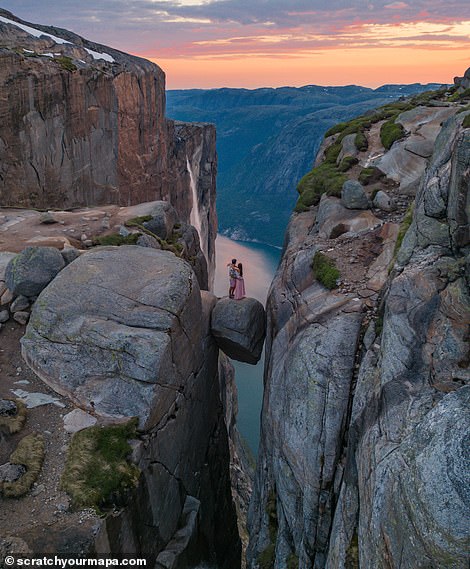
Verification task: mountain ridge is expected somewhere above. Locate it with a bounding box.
[167,82,446,245]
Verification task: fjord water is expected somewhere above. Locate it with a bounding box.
[214,234,281,454]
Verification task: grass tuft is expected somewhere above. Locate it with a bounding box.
[1,433,45,497]
[295,163,347,211]
[0,399,27,434]
[462,114,470,129]
[354,131,368,151]
[338,155,359,172]
[393,201,414,257]
[358,166,385,186]
[380,120,406,149]
[312,252,340,289]
[56,55,77,72]
[61,419,140,511]
[93,233,139,247]
[124,215,153,227]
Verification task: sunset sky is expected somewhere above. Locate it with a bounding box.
[2,0,469,88]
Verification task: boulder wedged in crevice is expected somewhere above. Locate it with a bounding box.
[211,297,266,364]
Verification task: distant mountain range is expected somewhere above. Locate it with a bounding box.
[166,83,444,246]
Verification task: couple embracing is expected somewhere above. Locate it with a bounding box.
[227,259,246,300]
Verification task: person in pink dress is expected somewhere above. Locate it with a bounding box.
[234,262,246,300]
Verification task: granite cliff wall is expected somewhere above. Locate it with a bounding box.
[248,91,470,567]
[0,9,216,279]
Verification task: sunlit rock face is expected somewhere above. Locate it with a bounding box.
[0,9,217,282]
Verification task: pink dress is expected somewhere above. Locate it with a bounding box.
[234,276,246,300]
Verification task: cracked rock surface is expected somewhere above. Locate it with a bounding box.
[248,107,470,568]
[21,246,203,429]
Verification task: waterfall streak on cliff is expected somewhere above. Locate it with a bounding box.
[187,147,207,261]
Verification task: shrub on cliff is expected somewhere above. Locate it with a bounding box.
[380,120,406,149]
[295,163,346,211]
[312,252,340,289]
[338,155,359,172]
[354,131,368,151]
[61,419,140,511]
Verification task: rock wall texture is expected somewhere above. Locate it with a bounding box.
[248,106,470,567]
[19,246,241,567]
[0,9,217,280]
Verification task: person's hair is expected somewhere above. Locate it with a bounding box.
[237,262,243,277]
[232,259,237,264]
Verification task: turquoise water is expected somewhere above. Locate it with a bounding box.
[214,235,281,455]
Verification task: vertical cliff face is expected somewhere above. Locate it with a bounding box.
[248,93,470,567]
[0,9,216,280]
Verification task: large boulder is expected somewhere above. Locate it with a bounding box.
[341,180,370,210]
[5,246,65,297]
[211,297,266,364]
[143,201,178,240]
[21,246,204,428]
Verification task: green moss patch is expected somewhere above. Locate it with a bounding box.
[338,156,359,172]
[354,131,368,151]
[323,142,342,164]
[0,399,27,434]
[1,433,45,498]
[462,114,470,129]
[257,489,278,569]
[312,252,340,289]
[345,531,359,568]
[124,215,153,227]
[358,166,385,186]
[448,87,470,102]
[93,233,140,246]
[56,55,77,72]
[380,120,406,149]
[287,553,299,569]
[393,201,414,257]
[61,419,140,511]
[295,163,347,212]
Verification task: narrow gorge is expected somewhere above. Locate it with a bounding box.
[0,9,469,569]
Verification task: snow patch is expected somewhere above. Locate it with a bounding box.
[0,15,70,44]
[84,47,115,63]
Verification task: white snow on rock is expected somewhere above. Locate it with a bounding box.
[0,15,70,44]
[1,16,115,63]
[84,47,115,63]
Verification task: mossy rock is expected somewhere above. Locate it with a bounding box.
[338,155,359,172]
[0,399,27,434]
[393,201,415,257]
[287,553,299,569]
[312,252,340,289]
[56,55,77,72]
[295,163,347,211]
[124,215,153,227]
[354,131,368,151]
[93,233,140,246]
[1,433,45,498]
[61,418,140,511]
[323,142,342,164]
[258,544,275,569]
[380,120,406,150]
[358,166,385,186]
